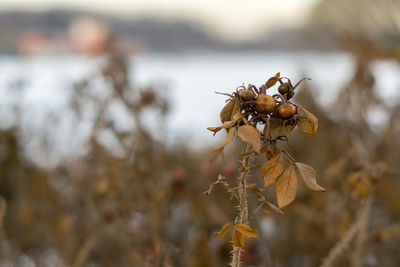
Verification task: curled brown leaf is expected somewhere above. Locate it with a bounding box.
[236,224,259,238]
[295,162,325,191]
[297,107,318,136]
[213,223,234,238]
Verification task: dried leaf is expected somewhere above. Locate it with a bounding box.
[208,113,243,135]
[246,183,259,191]
[297,107,318,136]
[266,118,296,140]
[222,120,237,129]
[207,126,222,135]
[262,152,284,187]
[236,224,259,238]
[232,113,243,121]
[266,201,284,214]
[276,165,298,208]
[266,72,281,88]
[210,128,236,164]
[210,148,224,164]
[207,120,235,135]
[256,193,265,202]
[295,162,325,191]
[238,125,261,153]
[215,127,236,150]
[264,143,281,160]
[232,230,244,248]
[220,100,240,123]
[268,119,296,140]
[213,223,234,237]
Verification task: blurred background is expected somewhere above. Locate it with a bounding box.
[0,0,399,266]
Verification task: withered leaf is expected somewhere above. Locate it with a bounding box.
[297,107,318,136]
[262,152,284,187]
[266,201,284,214]
[246,183,259,191]
[276,165,298,208]
[207,120,235,134]
[238,125,261,153]
[267,118,296,140]
[207,126,222,134]
[232,230,244,248]
[215,127,236,151]
[256,193,265,202]
[232,113,243,121]
[220,100,240,123]
[210,128,236,164]
[213,223,234,238]
[266,72,281,88]
[208,113,243,135]
[210,148,224,164]
[294,162,325,191]
[236,224,259,238]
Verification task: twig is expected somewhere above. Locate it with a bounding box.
[351,197,372,267]
[72,236,96,267]
[320,197,372,267]
[231,144,253,267]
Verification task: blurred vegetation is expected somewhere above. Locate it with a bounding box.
[1,1,400,266]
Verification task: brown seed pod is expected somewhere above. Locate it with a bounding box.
[255,95,276,114]
[278,103,296,119]
[278,83,290,94]
[239,90,256,101]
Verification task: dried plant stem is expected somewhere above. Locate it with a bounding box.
[231,145,253,267]
[351,196,372,267]
[72,236,95,267]
[320,197,372,267]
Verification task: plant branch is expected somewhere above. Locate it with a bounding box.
[231,144,253,267]
[319,197,372,267]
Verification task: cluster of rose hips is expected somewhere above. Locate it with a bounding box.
[235,75,309,124]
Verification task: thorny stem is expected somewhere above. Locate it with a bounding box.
[232,144,253,267]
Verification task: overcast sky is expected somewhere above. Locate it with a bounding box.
[0,0,321,41]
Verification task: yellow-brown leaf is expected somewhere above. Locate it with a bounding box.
[210,148,224,164]
[207,126,222,134]
[215,127,236,150]
[262,152,284,187]
[246,183,259,191]
[220,100,240,123]
[276,165,298,208]
[267,118,296,140]
[265,72,280,88]
[213,223,234,238]
[297,107,318,136]
[238,125,261,153]
[236,224,259,238]
[294,162,325,191]
[210,128,237,164]
[232,230,244,248]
